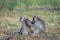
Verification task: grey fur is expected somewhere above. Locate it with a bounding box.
[26,16,46,35]
[19,16,28,35]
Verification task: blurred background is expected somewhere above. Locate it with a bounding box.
[0,0,60,40]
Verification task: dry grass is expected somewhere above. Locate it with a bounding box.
[0,8,60,40]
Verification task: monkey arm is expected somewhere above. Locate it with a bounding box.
[27,22,34,27]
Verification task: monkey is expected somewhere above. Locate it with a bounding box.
[18,16,33,35]
[26,16,46,36]
[31,16,46,37]
[18,16,28,35]
[33,16,46,32]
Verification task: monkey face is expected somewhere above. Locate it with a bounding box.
[34,17,38,22]
[20,16,25,22]
[33,16,38,22]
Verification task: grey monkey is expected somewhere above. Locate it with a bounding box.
[26,16,46,35]
[32,16,46,34]
[19,16,33,35]
[18,16,28,35]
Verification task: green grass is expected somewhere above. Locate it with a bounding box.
[0,0,60,10]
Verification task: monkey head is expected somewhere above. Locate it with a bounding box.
[33,16,39,22]
[33,16,42,22]
[19,16,25,22]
